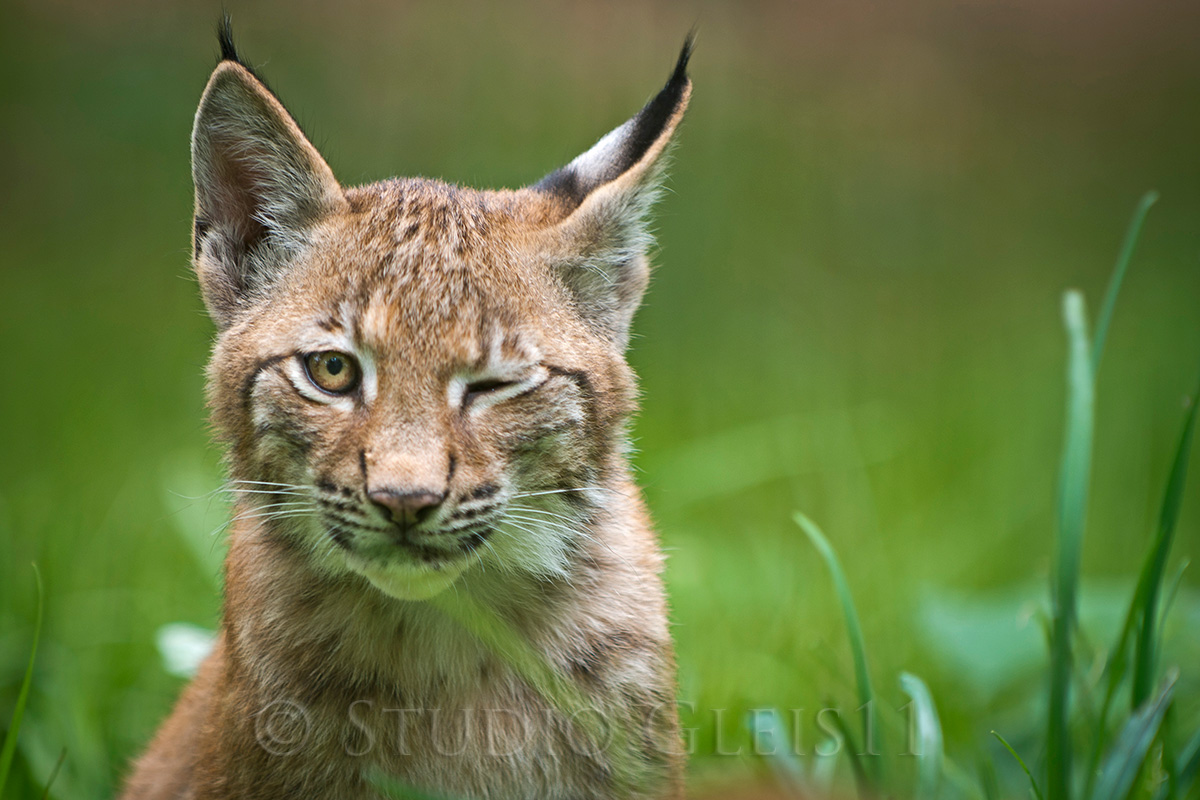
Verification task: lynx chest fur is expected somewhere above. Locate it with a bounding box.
[120,23,691,800]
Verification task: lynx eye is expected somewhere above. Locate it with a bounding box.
[303,351,360,395]
[464,378,519,407]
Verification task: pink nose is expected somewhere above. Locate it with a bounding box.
[368,489,444,528]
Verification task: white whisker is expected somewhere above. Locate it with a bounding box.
[228,479,311,488]
[507,504,581,526]
[229,501,312,515]
[205,509,314,538]
[228,510,315,525]
[511,487,601,499]
[503,512,576,532]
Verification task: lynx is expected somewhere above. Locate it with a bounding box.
[119,21,691,800]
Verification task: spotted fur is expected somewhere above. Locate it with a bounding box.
[120,21,692,800]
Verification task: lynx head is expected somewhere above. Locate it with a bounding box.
[191,24,691,600]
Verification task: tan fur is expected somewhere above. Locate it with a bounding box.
[121,31,691,800]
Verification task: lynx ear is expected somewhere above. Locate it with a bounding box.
[191,22,347,327]
[535,38,693,349]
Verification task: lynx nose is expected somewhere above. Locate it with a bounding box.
[368,489,444,528]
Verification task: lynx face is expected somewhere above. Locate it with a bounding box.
[193,36,690,600]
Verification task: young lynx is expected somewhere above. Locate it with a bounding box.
[119,21,691,800]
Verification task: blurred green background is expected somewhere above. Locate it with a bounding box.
[2,0,1199,797]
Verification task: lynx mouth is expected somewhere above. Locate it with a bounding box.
[344,542,480,601]
[339,524,494,601]
[351,555,471,601]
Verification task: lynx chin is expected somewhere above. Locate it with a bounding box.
[120,20,692,800]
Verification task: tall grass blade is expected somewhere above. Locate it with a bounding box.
[1159,709,1177,800]
[1160,725,1200,800]
[0,564,44,796]
[829,706,870,798]
[900,672,944,800]
[1085,601,1137,797]
[39,748,66,800]
[1091,190,1157,374]
[1049,290,1095,800]
[1157,560,1188,636]
[1088,672,1176,800]
[1131,380,1199,707]
[1084,376,1200,797]
[978,755,1001,800]
[991,731,1046,800]
[795,512,883,787]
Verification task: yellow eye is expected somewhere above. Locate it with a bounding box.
[304,351,360,394]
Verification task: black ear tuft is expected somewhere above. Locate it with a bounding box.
[535,34,694,211]
[614,33,693,181]
[217,14,243,65]
[212,17,287,113]
[674,31,696,82]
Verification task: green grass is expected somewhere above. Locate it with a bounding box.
[0,567,42,797]
[795,511,884,790]
[779,198,1200,800]
[4,4,1200,798]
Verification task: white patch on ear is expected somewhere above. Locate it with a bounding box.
[566,120,635,181]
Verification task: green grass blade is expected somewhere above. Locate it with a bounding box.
[39,748,66,800]
[1088,672,1176,800]
[1049,290,1096,800]
[0,564,44,796]
[978,754,1001,800]
[1091,190,1158,374]
[991,731,1046,800]
[1166,725,1200,799]
[829,706,869,797]
[1085,623,1134,800]
[901,672,944,800]
[1158,559,1188,634]
[1131,378,1199,707]
[1085,381,1199,796]
[795,512,883,787]
[1159,708,1177,800]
